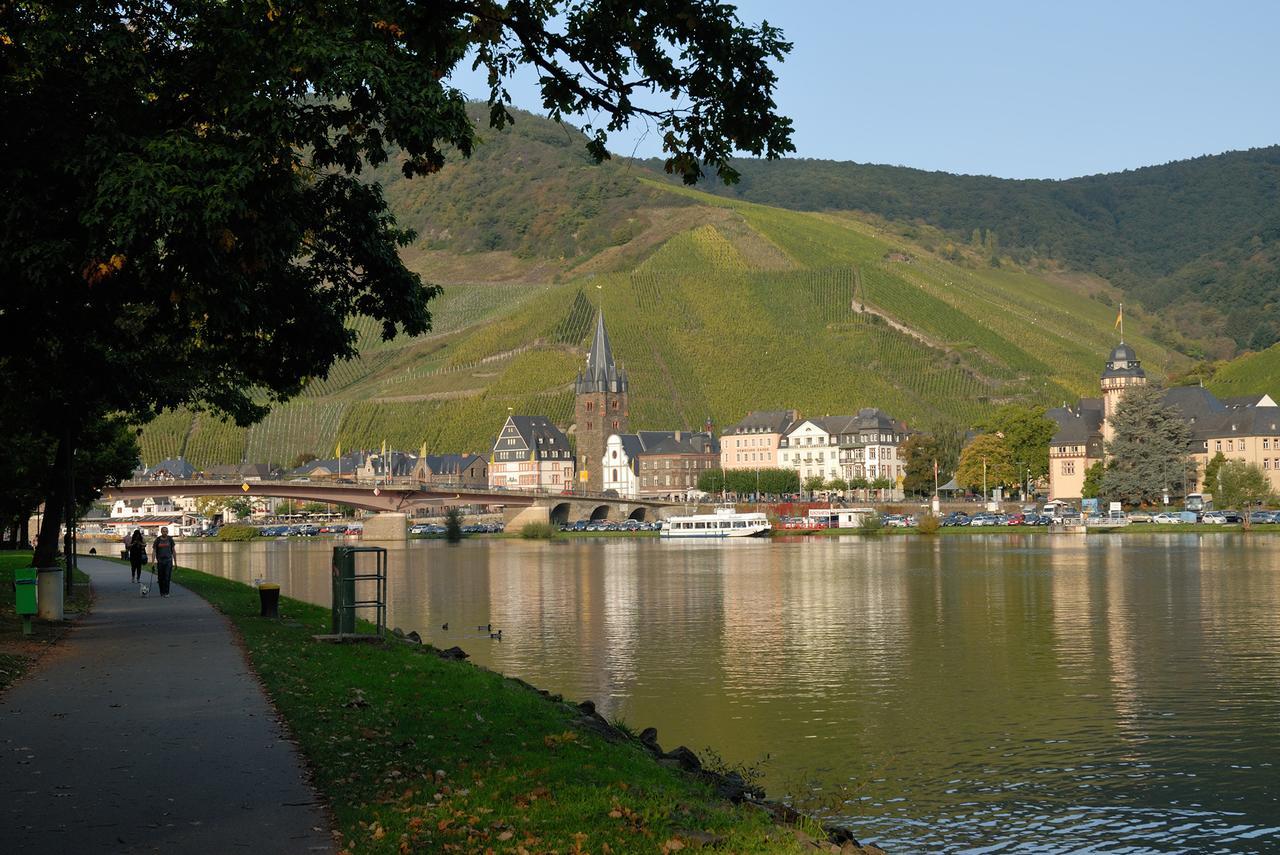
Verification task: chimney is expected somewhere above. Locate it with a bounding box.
[675,430,683,443]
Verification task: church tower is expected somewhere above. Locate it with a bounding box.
[574,311,629,492]
[1100,341,1147,447]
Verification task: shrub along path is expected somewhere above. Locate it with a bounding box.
[0,556,332,853]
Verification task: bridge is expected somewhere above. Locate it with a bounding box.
[102,479,680,537]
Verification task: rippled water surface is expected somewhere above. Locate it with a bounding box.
[177,534,1280,852]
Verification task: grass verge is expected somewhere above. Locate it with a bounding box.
[0,552,92,693]
[170,564,803,854]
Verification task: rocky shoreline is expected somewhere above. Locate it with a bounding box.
[393,627,886,854]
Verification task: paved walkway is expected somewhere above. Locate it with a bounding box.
[0,557,332,853]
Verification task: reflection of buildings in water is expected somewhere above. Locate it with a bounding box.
[1048,538,1096,680]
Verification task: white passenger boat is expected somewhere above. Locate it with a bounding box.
[660,506,772,538]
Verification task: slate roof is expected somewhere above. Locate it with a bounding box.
[1047,404,1104,446]
[146,458,195,479]
[575,311,627,394]
[499,416,574,461]
[723,410,797,435]
[421,454,485,476]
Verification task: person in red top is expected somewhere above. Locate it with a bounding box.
[151,527,177,598]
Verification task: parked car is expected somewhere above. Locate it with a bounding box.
[969,513,1003,527]
[1201,511,1227,524]
[1220,510,1244,524]
[1153,512,1186,524]
[1128,511,1154,523]
[941,512,970,527]
[1006,513,1026,526]
[1249,510,1278,524]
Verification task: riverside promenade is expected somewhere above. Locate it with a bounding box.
[0,556,332,853]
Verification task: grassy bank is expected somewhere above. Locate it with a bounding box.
[170,564,811,854]
[0,552,92,693]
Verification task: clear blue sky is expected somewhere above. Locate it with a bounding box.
[447,1,1280,179]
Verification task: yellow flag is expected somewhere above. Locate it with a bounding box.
[382,438,387,457]
[1114,311,1122,330]
[334,442,341,459]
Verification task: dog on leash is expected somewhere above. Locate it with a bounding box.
[140,566,153,597]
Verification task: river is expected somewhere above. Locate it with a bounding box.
[175,533,1280,853]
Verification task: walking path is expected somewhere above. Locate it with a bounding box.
[0,557,332,853]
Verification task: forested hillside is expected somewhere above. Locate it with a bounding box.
[649,147,1280,355]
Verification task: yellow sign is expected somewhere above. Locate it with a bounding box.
[579,470,589,482]
[241,482,251,492]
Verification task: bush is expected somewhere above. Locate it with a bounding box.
[519,521,560,540]
[916,514,940,534]
[445,507,464,543]
[857,514,883,534]
[217,524,259,541]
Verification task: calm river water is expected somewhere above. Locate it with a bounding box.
[177,534,1280,853]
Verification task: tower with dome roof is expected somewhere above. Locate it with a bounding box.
[1100,341,1147,446]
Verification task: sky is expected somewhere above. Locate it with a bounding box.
[446,1,1280,180]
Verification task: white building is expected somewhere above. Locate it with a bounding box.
[110,496,178,519]
[488,415,576,491]
[778,417,846,482]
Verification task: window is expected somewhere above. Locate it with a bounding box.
[586,421,592,430]
[1062,461,1075,476]
[1265,459,1271,470]
[1216,441,1222,452]
[612,420,619,429]
[1266,439,1271,450]
[611,400,619,411]
[611,450,618,460]
[1240,439,1247,451]
[1228,440,1234,452]
[585,401,594,412]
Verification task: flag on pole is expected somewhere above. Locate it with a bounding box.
[335,441,341,460]
[1115,303,1123,331]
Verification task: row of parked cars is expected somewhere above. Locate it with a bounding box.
[941,511,1056,527]
[408,522,505,536]
[1132,510,1278,525]
[258,523,361,537]
[559,519,663,532]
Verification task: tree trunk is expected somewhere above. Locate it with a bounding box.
[32,434,69,567]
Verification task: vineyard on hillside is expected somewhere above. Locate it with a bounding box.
[137,185,1193,467]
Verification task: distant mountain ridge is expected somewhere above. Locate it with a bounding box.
[645,146,1280,355]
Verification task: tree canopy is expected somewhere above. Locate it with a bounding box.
[1214,461,1274,511]
[1101,386,1193,506]
[955,434,1018,493]
[978,404,1056,483]
[2,1,793,564]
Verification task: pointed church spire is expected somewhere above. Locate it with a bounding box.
[576,309,626,394]
[586,310,615,380]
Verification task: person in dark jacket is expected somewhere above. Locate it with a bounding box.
[151,527,176,597]
[128,529,147,583]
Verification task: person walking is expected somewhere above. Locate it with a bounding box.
[151,527,177,598]
[127,529,147,583]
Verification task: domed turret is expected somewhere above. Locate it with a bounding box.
[1102,342,1144,380]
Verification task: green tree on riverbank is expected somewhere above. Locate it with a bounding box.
[3,1,793,567]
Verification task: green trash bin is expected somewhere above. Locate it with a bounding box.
[14,567,37,636]
[331,547,356,634]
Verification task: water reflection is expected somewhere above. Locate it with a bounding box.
[176,534,1280,852]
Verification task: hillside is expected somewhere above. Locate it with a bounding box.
[138,112,1191,468]
[647,147,1280,355]
[1206,343,1280,398]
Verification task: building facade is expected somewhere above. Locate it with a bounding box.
[1048,341,1280,499]
[413,454,489,488]
[574,311,629,493]
[835,408,912,490]
[720,410,797,471]
[603,431,719,499]
[489,415,576,491]
[778,417,844,482]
